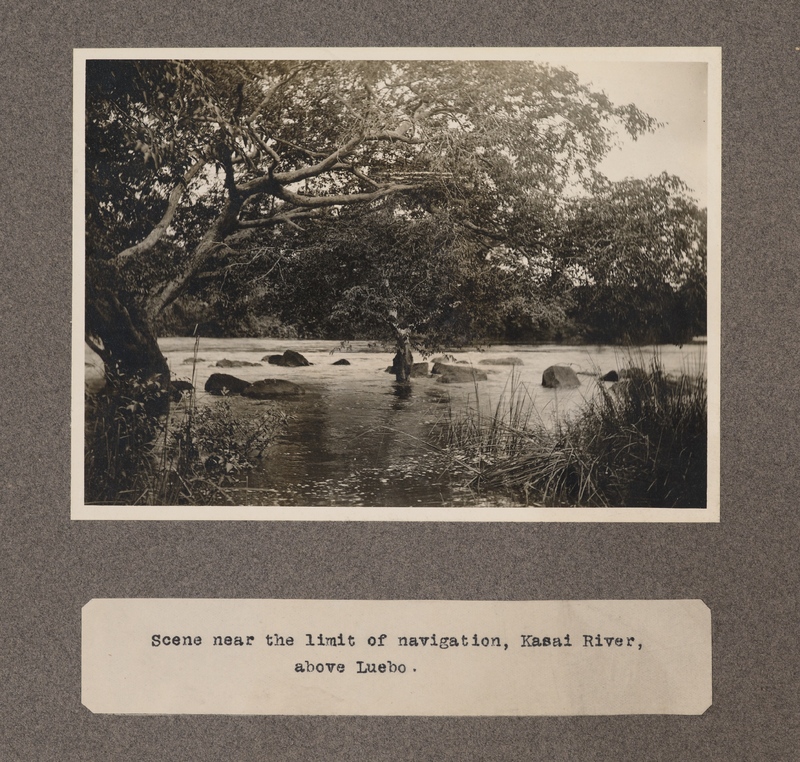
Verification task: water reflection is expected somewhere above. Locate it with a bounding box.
[390,382,413,403]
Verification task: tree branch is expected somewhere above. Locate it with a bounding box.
[237,208,325,229]
[364,130,424,144]
[116,158,206,263]
[459,219,507,241]
[271,135,365,185]
[347,164,381,190]
[268,136,327,160]
[245,65,307,124]
[273,182,418,209]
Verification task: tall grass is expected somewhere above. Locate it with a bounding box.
[437,358,707,508]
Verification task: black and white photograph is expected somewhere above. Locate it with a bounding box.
[73,48,720,520]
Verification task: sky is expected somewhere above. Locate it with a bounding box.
[563,61,710,207]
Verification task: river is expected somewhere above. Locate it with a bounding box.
[85,338,706,507]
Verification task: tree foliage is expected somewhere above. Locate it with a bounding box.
[85,57,701,378]
[554,174,707,343]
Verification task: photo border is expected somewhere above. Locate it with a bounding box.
[72,46,721,522]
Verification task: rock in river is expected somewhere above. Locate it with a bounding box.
[263,350,312,367]
[478,356,523,366]
[431,362,488,384]
[242,379,306,398]
[541,365,580,389]
[205,373,251,395]
[169,379,194,401]
[410,362,430,377]
[215,359,263,368]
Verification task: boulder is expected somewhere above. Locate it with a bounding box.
[388,361,430,375]
[431,362,488,384]
[204,373,251,395]
[601,370,619,382]
[215,359,262,368]
[542,365,580,389]
[478,356,523,366]
[241,379,306,398]
[332,358,351,366]
[283,349,312,366]
[169,379,194,401]
[263,350,312,367]
[410,362,430,377]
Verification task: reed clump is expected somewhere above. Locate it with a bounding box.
[438,359,707,508]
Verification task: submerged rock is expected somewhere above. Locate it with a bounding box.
[478,356,523,366]
[242,379,306,398]
[430,354,458,364]
[263,350,312,367]
[431,362,488,384]
[182,357,206,364]
[215,359,262,368]
[542,365,580,389]
[425,388,451,403]
[205,373,251,395]
[332,358,351,366]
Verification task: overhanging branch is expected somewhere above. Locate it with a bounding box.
[116,158,206,263]
[271,135,364,185]
[273,182,418,209]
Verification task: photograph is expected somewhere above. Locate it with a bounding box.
[73,48,720,520]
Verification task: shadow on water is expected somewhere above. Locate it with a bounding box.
[390,382,413,404]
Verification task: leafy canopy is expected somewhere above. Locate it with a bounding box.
[86,58,690,352]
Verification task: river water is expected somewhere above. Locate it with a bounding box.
[86,338,706,507]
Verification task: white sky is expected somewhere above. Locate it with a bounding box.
[564,61,709,207]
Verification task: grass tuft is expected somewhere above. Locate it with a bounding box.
[436,357,707,508]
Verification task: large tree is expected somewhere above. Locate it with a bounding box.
[85,58,658,381]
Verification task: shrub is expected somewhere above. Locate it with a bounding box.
[180,398,286,476]
[85,375,286,506]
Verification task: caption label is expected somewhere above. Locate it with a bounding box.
[82,599,711,715]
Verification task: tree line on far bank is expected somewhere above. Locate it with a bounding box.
[155,172,706,347]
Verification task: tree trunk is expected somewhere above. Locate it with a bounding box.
[86,199,242,388]
[391,334,413,383]
[85,270,170,384]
